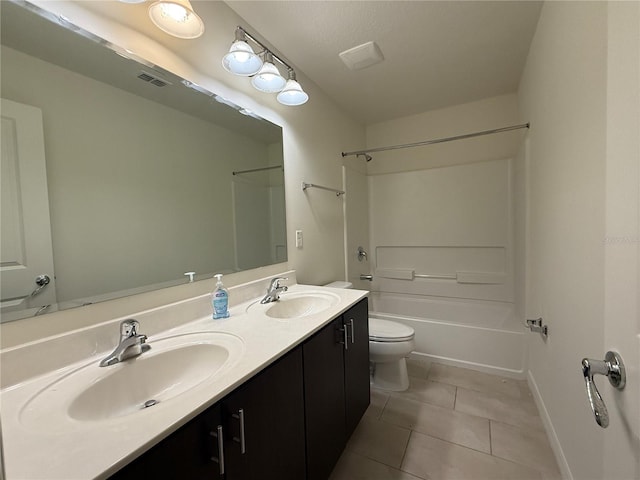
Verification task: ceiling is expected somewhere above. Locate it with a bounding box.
[225,1,543,125]
[42,1,543,127]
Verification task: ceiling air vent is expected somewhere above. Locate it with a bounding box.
[137,71,171,87]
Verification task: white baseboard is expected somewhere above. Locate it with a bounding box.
[527,370,573,480]
[409,351,526,380]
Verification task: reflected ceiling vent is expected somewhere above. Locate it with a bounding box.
[137,71,172,87]
[339,41,384,71]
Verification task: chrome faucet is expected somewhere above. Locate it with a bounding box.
[260,277,288,304]
[99,319,150,367]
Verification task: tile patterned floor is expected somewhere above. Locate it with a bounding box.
[329,360,562,480]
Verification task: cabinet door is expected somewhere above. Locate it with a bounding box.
[303,318,347,480]
[109,403,223,480]
[343,298,370,438]
[224,346,305,480]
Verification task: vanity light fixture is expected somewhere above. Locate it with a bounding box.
[251,52,287,93]
[148,0,204,39]
[222,27,263,76]
[277,70,309,106]
[223,26,309,106]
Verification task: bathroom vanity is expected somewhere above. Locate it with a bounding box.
[0,276,369,479]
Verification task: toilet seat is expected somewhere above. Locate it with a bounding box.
[369,318,415,343]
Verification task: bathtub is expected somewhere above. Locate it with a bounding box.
[369,292,527,378]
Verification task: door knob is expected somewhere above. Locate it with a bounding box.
[30,274,51,297]
[581,351,626,428]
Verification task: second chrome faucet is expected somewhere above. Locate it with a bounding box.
[260,277,288,304]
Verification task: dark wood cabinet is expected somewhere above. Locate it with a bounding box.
[303,317,347,480]
[110,297,368,480]
[110,403,223,480]
[303,298,370,480]
[343,298,370,438]
[223,346,306,480]
[110,347,304,480]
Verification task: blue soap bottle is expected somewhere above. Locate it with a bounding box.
[212,273,230,319]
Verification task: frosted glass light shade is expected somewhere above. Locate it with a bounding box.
[251,62,286,93]
[277,79,309,106]
[148,0,204,39]
[222,41,263,76]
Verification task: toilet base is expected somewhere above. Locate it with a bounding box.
[371,358,410,392]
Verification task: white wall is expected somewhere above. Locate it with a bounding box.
[366,94,521,175]
[1,1,365,347]
[518,2,608,478]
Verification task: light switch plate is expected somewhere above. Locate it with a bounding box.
[295,230,303,248]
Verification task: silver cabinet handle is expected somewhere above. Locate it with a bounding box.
[581,351,626,428]
[30,274,50,297]
[349,318,355,344]
[210,425,225,475]
[232,408,246,454]
[340,325,348,351]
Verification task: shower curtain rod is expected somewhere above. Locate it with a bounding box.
[232,165,283,175]
[341,123,530,158]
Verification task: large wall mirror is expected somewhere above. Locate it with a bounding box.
[0,1,286,323]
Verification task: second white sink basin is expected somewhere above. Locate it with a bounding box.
[19,331,244,433]
[247,291,340,319]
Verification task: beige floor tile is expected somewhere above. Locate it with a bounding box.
[329,451,423,480]
[406,357,432,380]
[382,395,491,453]
[346,416,411,468]
[392,376,456,409]
[364,388,390,420]
[455,386,544,431]
[402,431,544,480]
[491,421,561,478]
[429,363,530,400]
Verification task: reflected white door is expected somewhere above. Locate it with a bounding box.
[602,3,639,478]
[0,98,56,318]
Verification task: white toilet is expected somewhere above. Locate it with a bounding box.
[325,281,415,391]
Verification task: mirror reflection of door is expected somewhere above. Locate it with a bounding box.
[1,98,56,321]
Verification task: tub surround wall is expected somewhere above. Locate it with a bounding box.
[369,158,514,303]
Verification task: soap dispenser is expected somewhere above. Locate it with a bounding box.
[212,274,230,319]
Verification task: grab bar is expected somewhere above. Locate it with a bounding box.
[375,268,505,284]
[414,273,456,280]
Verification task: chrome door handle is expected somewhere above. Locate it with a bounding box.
[30,274,51,297]
[581,351,626,428]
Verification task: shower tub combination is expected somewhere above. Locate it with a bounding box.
[368,292,527,378]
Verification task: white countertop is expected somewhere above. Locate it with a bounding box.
[1,282,368,480]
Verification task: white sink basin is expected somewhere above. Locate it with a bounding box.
[19,332,244,432]
[247,291,340,319]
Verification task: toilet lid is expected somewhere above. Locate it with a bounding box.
[369,318,415,342]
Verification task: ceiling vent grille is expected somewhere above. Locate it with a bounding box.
[137,71,171,87]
